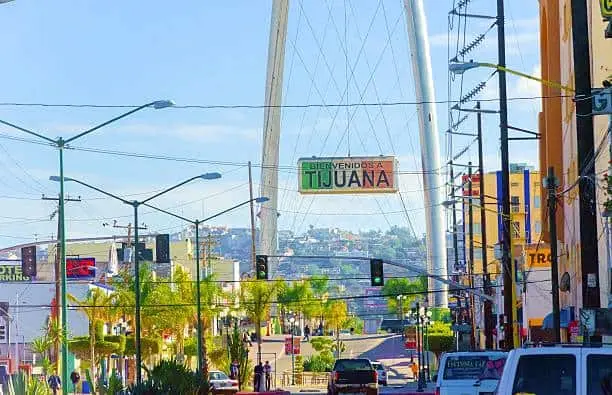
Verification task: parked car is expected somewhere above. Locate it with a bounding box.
[371,362,388,386]
[328,358,378,395]
[208,370,239,390]
[434,351,507,395]
[495,345,612,395]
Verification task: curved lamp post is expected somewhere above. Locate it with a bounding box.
[448,61,574,92]
[289,316,296,386]
[2,99,174,392]
[50,170,219,384]
[142,196,268,373]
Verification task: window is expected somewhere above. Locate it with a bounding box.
[511,182,520,187]
[587,354,612,395]
[473,223,481,234]
[512,354,576,395]
[511,196,520,205]
[534,195,541,209]
[473,249,482,259]
[534,221,542,234]
[512,221,521,239]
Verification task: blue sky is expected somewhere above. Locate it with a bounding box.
[0,1,541,248]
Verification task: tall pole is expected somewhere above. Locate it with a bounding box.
[291,321,295,386]
[496,0,514,350]
[260,0,289,274]
[450,161,460,271]
[133,204,142,385]
[571,0,600,309]
[403,0,448,307]
[477,102,493,349]
[467,163,476,350]
[58,142,69,394]
[195,221,203,372]
[249,162,257,273]
[547,167,561,342]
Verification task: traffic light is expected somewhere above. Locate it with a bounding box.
[370,258,384,286]
[0,325,5,341]
[256,255,269,280]
[21,246,36,277]
[155,234,170,263]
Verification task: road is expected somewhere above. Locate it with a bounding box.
[250,334,436,394]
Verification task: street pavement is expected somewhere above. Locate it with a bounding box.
[250,334,436,394]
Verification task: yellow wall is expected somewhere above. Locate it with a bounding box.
[462,170,542,277]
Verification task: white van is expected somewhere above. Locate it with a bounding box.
[434,351,507,395]
[495,345,612,395]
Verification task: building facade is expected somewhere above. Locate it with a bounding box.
[539,0,611,320]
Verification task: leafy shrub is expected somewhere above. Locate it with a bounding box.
[427,334,454,354]
[303,351,335,372]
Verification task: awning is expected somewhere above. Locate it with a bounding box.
[541,307,575,329]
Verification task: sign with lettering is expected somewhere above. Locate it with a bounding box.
[0,265,31,282]
[525,246,552,268]
[298,156,398,194]
[592,88,612,115]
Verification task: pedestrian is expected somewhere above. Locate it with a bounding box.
[411,362,419,382]
[230,360,239,380]
[70,370,80,394]
[47,371,62,395]
[304,325,310,342]
[264,360,272,391]
[254,362,264,392]
[243,331,252,347]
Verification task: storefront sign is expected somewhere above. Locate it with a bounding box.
[0,265,30,282]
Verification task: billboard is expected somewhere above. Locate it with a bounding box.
[67,257,96,279]
[0,265,31,282]
[298,156,398,194]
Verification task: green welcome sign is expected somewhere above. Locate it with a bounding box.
[298,156,398,194]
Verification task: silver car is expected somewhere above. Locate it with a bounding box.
[371,361,388,386]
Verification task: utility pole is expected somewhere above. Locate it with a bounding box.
[42,194,81,368]
[449,160,460,272]
[467,162,476,350]
[476,102,493,349]
[546,167,561,342]
[496,0,514,350]
[571,0,601,309]
[249,161,257,273]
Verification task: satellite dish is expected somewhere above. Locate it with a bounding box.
[560,272,571,292]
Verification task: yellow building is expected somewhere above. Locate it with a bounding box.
[461,164,543,277]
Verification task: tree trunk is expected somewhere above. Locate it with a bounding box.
[90,323,96,381]
[256,316,262,365]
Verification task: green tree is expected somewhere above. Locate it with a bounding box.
[68,288,116,379]
[381,277,427,312]
[240,279,278,364]
[324,301,348,358]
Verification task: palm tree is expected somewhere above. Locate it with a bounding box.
[68,287,115,379]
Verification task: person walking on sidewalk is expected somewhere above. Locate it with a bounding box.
[411,362,419,382]
[47,371,61,395]
[254,362,264,392]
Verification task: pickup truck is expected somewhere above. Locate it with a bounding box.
[495,345,612,395]
[328,358,378,395]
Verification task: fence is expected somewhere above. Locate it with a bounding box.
[279,370,329,387]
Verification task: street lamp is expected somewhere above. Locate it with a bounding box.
[448,61,574,92]
[423,310,433,382]
[141,196,268,373]
[1,99,173,392]
[50,170,217,384]
[289,316,296,386]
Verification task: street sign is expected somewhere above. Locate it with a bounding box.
[298,156,398,194]
[284,337,301,355]
[592,88,612,115]
[452,324,472,333]
[600,0,612,18]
